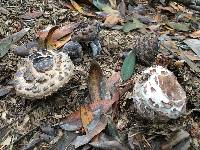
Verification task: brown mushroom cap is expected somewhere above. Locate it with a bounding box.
[14,50,74,99]
[133,66,186,121]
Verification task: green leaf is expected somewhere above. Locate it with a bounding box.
[0,28,30,58]
[121,50,136,81]
[122,18,144,33]
[93,0,119,15]
[166,22,190,31]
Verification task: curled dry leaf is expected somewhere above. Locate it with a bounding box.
[37,22,79,42]
[45,26,72,50]
[88,60,110,101]
[47,34,72,50]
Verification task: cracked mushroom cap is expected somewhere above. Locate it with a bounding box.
[133,66,186,122]
[14,50,74,99]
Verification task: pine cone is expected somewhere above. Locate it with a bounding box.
[133,34,159,66]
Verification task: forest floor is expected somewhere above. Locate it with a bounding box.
[0,0,200,149]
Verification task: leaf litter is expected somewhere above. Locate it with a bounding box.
[0,0,200,149]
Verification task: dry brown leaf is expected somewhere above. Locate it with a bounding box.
[44,25,72,50]
[60,110,83,131]
[80,106,94,133]
[47,34,72,50]
[157,5,176,13]
[104,14,123,27]
[37,22,79,42]
[88,60,105,102]
[60,99,117,131]
[189,30,200,38]
[70,0,95,16]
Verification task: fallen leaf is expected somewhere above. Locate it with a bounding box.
[70,0,95,16]
[166,22,190,32]
[45,26,72,50]
[60,99,117,131]
[189,30,200,38]
[90,132,127,150]
[19,11,43,19]
[183,39,200,57]
[121,50,136,81]
[122,18,145,33]
[72,115,108,148]
[47,34,72,50]
[93,0,123,27]
[104,14,123,27]
[80,106,94,133]
[88,60,109,101]
[60,110,83,131]
[157,5,176,13]
[0,28,30,58]
[160,40,200,73]
[37,22,79,42]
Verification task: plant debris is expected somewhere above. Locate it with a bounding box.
[0,0,200,149]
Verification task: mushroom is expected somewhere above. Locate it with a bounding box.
[14,50,74,99]
[133,66,186,122]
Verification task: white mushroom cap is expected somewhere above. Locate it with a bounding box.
[15,51,74,99]
[133,66,186,121]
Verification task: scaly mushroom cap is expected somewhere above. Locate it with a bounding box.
[14,50,74,99]
[133,66,186,121]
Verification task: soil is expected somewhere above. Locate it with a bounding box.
[0,0,199,149]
